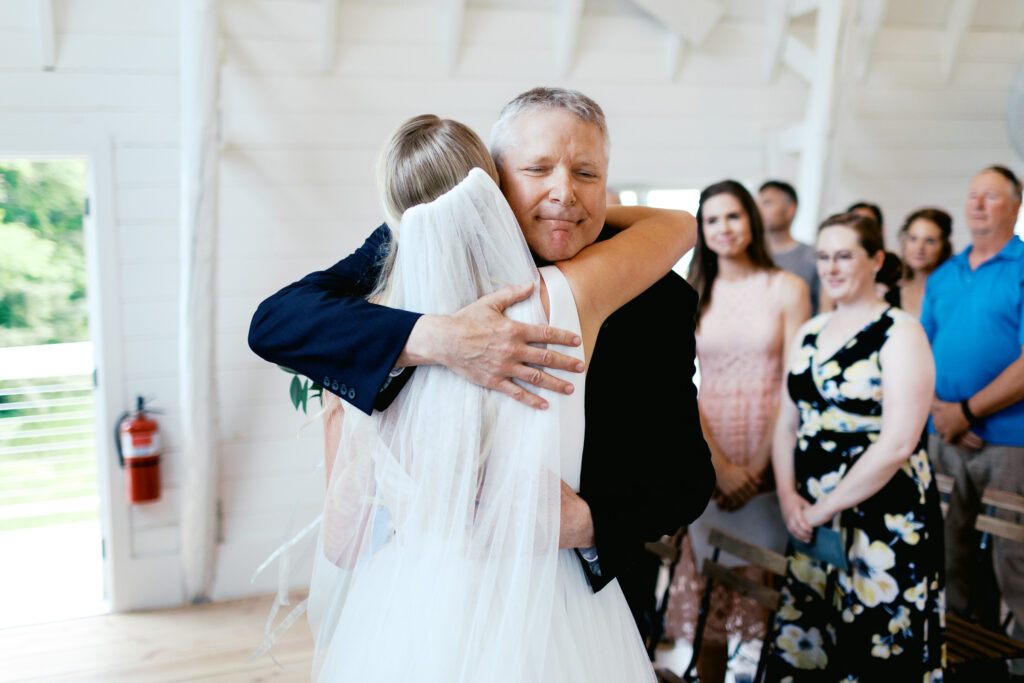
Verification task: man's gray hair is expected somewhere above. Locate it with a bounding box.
[982,164,1023,202]
[489,87,610,169]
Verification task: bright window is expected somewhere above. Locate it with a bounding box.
[617,187,700,276]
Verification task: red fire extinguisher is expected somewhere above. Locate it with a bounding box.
[115,396,162,504]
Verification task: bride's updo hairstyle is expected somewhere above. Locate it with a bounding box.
[378,114,499,228]
[373,114,499,303]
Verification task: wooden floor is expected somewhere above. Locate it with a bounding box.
[0,593,314,682]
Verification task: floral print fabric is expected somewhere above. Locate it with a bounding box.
[765,308,945,682]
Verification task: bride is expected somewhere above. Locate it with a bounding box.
[308,113,695,681]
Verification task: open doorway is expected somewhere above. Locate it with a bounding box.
[0,159,107,626]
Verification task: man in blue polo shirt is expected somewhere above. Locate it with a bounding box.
[922,164,1024,662]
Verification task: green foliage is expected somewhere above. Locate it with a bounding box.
[0,375,98,531]
[0,161,87,347]
[279,366,323,414]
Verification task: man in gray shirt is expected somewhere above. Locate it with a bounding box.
[757,180,819,313]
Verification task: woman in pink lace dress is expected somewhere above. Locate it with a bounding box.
[665,180,809,682]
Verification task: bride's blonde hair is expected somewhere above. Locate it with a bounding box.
[372,115,498,304]
[312,118,560,682]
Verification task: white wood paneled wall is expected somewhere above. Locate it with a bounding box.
[831,24,1023,247]
[0,0,187,610]
[0,0,1020,610]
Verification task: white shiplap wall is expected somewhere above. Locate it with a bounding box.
[0,0,188,610]
[829,24,1024,249]
[0,0,1020,610]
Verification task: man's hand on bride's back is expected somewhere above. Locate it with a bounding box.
[397,282,584,410]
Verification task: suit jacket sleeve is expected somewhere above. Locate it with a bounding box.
[247,224,422,415]
[579,274,714,591]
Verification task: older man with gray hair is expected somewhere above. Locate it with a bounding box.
[249,87,714,643]
[922,164,1024,673]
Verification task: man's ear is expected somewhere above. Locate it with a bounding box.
[785,203,797,224]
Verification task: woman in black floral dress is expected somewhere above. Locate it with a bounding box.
[766,212,945,682]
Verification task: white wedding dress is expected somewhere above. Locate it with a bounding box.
[307,169,655,682]
[534,264,657,683]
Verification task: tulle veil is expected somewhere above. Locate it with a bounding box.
[306,168,563,681]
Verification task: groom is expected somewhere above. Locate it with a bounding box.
[249,87,713,633]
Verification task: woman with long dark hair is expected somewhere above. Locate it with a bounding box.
[664,180,809,683]
[889,208,953,317]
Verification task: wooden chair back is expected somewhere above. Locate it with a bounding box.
[699,528,788,612]
[945,486,1024,669]
[646,536,682,565]
[670,528,789,682]
[975,488,1024,543]
[646,531,686,662]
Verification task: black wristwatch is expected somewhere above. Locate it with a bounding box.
[960,399,984,428]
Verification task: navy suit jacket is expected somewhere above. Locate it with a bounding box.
[249,223,714,591]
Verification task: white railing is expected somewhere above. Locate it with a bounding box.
[0,343,98,532]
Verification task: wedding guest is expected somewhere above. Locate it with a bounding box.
[888,208,953,317]
[758,180,820,313]
[664,180,809,683]
[924,165,1024,677]
[820,203,896,311]
[848,201,884,231]
[767,211,944,681]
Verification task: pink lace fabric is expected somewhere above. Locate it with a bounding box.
[664,270,786,645]
[693,270,783,468]
[667,542,771,644]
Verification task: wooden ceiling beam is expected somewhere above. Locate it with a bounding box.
[556,0,584,75]
[791,0,851,242]
[318,0,339,74]
[763,0,789,81]
[37,0,56,71]
[940,0,977,83]
[854,0,886,81]
[781,34,816,83]
[440,0,466,73]
[788,0,820,19]
[662,32,685,82]
[630,0,723,46]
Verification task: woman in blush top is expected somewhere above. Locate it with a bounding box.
[664,180,809,683]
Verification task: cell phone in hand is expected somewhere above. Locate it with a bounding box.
[790,527,848,570]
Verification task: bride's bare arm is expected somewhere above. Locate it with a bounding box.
[603,204,677,232]
[557,206,696,336]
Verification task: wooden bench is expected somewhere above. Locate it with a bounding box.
[945,486,1024,674]
[655,528,788,683]
[946,613,1024,665]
